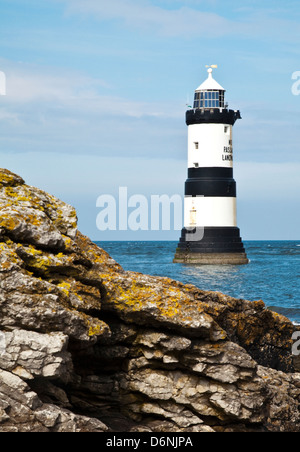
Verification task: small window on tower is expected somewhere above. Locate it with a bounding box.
[194,163,199,168]
[224,126,229,134]
[194,142,199,150]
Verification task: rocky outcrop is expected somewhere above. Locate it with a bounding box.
[0,168,299,432]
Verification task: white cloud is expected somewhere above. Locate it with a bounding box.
[61,0,234,38]
[5,66,108,104]
[0,59,185,157]
[55,0,300,42]
[1,60,181,117]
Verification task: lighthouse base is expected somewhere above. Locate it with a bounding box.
[173,251,249,265]
[173,227,249,265]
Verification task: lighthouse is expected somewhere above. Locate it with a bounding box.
[174,66,248,265]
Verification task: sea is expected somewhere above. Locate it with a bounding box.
[95,241,300,325]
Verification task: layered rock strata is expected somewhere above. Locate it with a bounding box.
[0,168,299,432]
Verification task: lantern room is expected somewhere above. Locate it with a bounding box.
[193,67,225,109]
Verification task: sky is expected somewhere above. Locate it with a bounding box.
[0,0,299,241]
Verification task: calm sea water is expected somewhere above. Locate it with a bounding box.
[95,241,300,324]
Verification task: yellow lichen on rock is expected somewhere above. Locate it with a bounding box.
[0,169,24,187]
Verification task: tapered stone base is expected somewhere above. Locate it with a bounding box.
[173,226,249,265]
[173,250,249,265]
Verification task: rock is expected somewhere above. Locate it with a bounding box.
[0,368,108,432]
[0,330,72,381]
[0,168,299,432]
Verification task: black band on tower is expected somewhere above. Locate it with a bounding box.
[188,167,233,179]
[186,109,241,126]
[185,178,236,197]
[177,227,246,254]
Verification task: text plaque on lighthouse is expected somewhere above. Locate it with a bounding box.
[174,66,249,265]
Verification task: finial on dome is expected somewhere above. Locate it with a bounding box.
[205,64,218,77]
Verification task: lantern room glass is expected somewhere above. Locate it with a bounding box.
[193,90,225,109]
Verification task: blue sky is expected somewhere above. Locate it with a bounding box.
[0,0,299,240]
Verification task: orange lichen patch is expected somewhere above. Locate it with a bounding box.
[57,281,72,297]
[51,210,77,231]
[16,245,75,274]
[0,185,45,212]
[61,235,75,252]
[0,215,18,231]
[75,232,123,270]
[0,241,23,272]
[88,322,106,337]
[99,270,225,340]
[0,169,24,187]
[54,278,102,311]
[84,316,111,338]
[0,178,78,244]
[3,187,29,205]
[252,300,266,310]
[0,208,45,233]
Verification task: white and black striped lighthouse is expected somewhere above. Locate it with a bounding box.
[174,66,248,265]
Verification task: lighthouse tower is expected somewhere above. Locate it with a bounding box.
[174,66,248,265]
